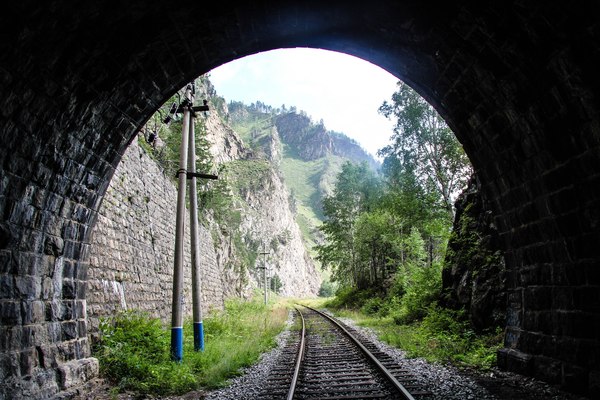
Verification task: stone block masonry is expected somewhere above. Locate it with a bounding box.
[87,138,225,337]
[1,2,600,397]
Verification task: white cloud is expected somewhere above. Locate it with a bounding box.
[209,48,399,158]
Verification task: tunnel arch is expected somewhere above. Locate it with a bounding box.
[1,1,599,397]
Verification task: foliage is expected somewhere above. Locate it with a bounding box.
[94,299,288,395]
[324,286,381,310]
[270,273,283,294]
[138,84,234,228]
[390,260,443,324]
[314,81,472,330]
[378,81,472,214]
[95,311,177,393]
[325,247,441,325]
[361,297,385,315]
[330,305,502,370]
[318,279,336,297]
[315,161,381,288]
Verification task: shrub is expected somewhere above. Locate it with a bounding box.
[94,299,288,395]
[361,297,384,315]
[325,286,379,310]
[318,280,335,297]
[361,305,502,370]
[391,261,443,324]
[94,311,197,395]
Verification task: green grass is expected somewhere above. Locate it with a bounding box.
[325,304,503,370]
[223,159,272,191]
[279,146,348,261]
[230,114,274,148]
[280,145,325,214]
[94,298,289,395]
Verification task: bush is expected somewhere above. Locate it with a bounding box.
[391,261,443,324]
[361,297,384,315]
[95,311,197,395]
[318,280,335,297]
[325,286,379,310]
[364,305,502,370]
[94,299,288,395]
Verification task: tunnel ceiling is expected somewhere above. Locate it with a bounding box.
[1,0,600,397]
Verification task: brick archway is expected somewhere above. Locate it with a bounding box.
[1,1,599,397]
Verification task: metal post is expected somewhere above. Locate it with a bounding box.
[187,85,205,352]
[259,247,269,305]
[170,84,192,362]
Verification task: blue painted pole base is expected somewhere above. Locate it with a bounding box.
[170,327,183,361]
[194,321,205,351]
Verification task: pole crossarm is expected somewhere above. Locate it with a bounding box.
[187,172,218,180]
[175,101,209,116]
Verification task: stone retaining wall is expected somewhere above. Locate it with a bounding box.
[87,138,225,336]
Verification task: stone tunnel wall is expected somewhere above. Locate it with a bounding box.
[86,137,225,338]
[442,175,506,332]
[1,1,600,398]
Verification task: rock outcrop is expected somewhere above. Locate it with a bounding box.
[86,79,320,331]
[199,87,320,298]
[441,175,506,331]
[274,112,379,170]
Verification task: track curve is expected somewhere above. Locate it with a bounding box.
[257,306,430,400]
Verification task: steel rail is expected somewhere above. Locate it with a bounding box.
[302,305,416,400]
[287,307,306,400]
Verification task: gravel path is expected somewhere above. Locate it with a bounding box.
[76,308,590,400]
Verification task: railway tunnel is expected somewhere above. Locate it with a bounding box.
[0,1,599,398]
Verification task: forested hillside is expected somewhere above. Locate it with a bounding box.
[317,81,472,295]
[316,82,506,370]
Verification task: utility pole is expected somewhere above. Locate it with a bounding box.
[259,246,270,305]
[170,84,192,362]
[187,82,211,352]
[170,82,216,361]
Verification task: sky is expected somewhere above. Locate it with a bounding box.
[208,48,400,159]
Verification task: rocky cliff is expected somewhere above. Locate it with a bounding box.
[86,79,320,330]
[199,83,321,297]
[441,174,506,331]
[274,112,379,171]
[226,100,380,262]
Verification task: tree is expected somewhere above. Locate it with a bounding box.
[318,280,335,297]
[354,209,402,286]
[270,274,283,294]
[378,81,472,215]
[315,161,380,288]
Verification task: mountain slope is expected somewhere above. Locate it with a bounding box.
[226,100,380,261]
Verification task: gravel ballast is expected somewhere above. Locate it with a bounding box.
[202,309,589,400]
[76,308,590,399]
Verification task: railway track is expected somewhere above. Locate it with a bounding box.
[256,306,431,400]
